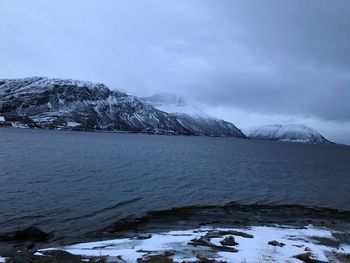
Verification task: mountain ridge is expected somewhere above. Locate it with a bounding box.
[0,77,334,143]
[244,124,333,144]
[0,77,191,135]
[0,77,246,138]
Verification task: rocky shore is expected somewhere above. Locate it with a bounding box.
[1,204,350,262]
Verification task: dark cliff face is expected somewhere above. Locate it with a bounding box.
[0,77,191,134]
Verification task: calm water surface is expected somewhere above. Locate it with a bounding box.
[0,128,349,238]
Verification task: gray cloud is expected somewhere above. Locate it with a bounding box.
[0,0,349,141]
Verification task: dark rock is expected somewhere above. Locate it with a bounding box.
[0,234,13,242]
[27,243,35,250]
[194,257,227,263]
[293,252,328,263]
[220,236,238,246]
[294,252,313,261]
[6,256,33,263]
[333,253,350,263]
[190,237,238,253]
[41,250,82,263]
[268,240,285,247]
[137,253,174,263]
[31,255,57,263]
[0,245,17,257]
[218,230,254,239]
[135,233,152,240]
[292,244,304,248]
[13,227,52,242]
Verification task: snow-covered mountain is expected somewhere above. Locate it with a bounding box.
[0,77,246,138]
[140,93,246,138]
[0,77,192,135]
[244,124,332,144]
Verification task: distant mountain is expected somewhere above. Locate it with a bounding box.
[244,124,333,144]
[0,77,192,135]
[140,92,246,138]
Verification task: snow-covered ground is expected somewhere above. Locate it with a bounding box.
[37,225,350,262]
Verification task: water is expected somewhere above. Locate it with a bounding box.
[0,128,349,238]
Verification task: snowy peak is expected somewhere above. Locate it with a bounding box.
[244,124,332,144]
[0,76,116,97]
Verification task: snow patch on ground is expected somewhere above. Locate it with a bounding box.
[0,257,6,263]
[0,116,5,122]
[38,225,350,262]
[66,121,82,127]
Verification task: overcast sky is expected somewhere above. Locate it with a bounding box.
[1,0,350,143]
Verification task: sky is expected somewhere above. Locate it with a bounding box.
[1,0,350,144]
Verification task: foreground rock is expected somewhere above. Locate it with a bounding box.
[268,240,285,247]
[189,236,238,253]
[13,227,52,242]
[1,204,350,262]
[0,227,52,243]
[220,236,238,247]
[5,250,83,263]
[28,225,350,263]
[293,251,327,263]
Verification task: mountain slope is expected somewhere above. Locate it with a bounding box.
[244,124,332,144]
[174,113,246,137]
[141,93,246,138]
[0,77,191,134]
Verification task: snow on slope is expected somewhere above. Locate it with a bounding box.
[141,93,246,138]
[0,77,244,137]
[244,124,332,144]
[0,77,191,135]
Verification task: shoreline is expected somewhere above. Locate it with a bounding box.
[1,204,350,262]
[4,126,350,146]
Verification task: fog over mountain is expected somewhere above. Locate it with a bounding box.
[1,0,349,144]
